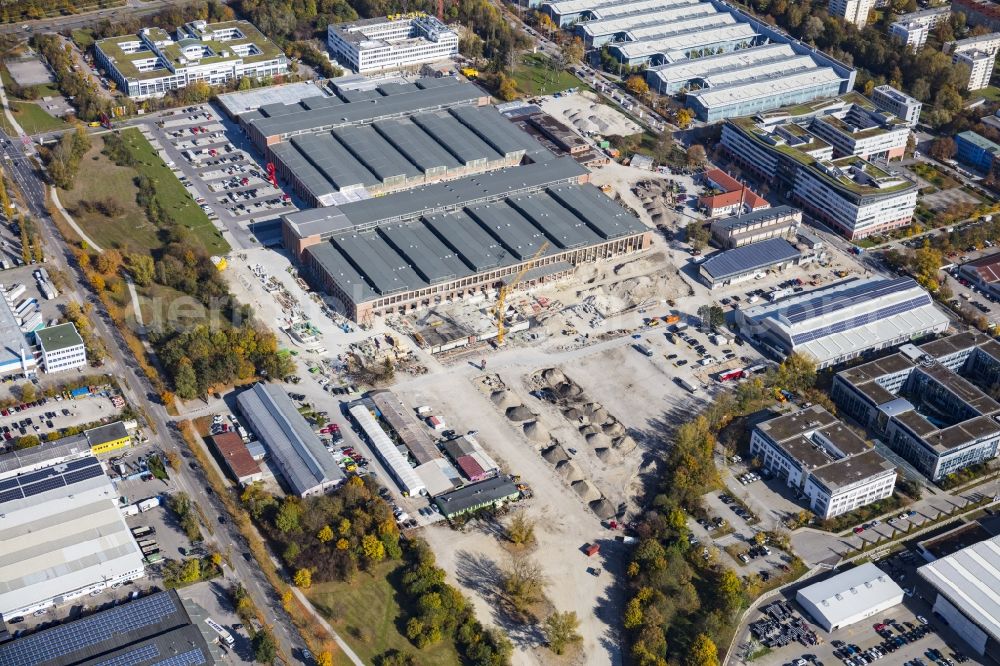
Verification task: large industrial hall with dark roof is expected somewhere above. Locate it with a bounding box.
[253,74,655,321]
[282,158,651,321]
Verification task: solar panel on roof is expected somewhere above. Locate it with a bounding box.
[92,642,160,666]
[0,477,20,491]
[22,475,66,498]
[64,465,105,485]
[0,488,23,504]
[153,647,209,666]
[64,456,100,472]
[783,278,915,324]
[790,295,932,345]
[0,593,180,666]
[20,467,55,484]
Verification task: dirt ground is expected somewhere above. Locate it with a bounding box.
[393,366,630,666]
[539,91,640,137]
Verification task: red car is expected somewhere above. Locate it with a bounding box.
[854,526,865,534]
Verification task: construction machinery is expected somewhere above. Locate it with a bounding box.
[494,241,549,345]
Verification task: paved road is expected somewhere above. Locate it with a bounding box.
[0,0,213,36]
[0,117,315,666]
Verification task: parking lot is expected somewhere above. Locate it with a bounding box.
[140,105,299,248]
[0,390,126,448]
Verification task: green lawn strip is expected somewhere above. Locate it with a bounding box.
[10,101,68,134]
[119,127,229,254]
[511,52,583,96]
[306,561,461,666]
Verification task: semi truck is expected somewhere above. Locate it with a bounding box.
[130,525,154,538]
[205,618,236,646]
[675,377,699,394]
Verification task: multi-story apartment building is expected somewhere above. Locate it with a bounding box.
[889,6,951,50]
[34,323,87,373]
[327,15,458,73]
[751,405,897,519]
[871,85,923,127]
[95,20,288,99]
[945,33,1000,90]
[829,0,874,26]
[832,333,1000,482]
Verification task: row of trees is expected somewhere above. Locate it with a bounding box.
[44,125,91,190]
[242,477,511,665]
[34,33,123,122]
[63,300,108,364]
[624,354,820,665]
[738,0,984,127]
[0,0,121,23]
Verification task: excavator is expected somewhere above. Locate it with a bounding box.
[494,241,549,345]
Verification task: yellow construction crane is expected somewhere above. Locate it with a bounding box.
[494,241,549,345]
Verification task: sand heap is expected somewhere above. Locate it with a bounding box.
[524,420,551,444]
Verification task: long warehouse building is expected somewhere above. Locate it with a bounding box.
[236,383,345,497]
[537,0,854,121]
[736,276,950,368]
[0,454,146,618]
[917,534,1000,659]
[244,77,553,206]
[282,158,651,321]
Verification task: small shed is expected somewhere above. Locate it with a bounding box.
[585,543,600,557]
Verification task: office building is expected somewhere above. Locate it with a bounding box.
[327,15,458,73]
[829,0,874,26]
[236,383,345,496]
[0,590,218,666]
[699,238,801,289]
[959,252,1000,297]
[0,455,146,617]
[722,95,917,239]
[95,20,287,99]
[751,405,896,519]
[796,563,904,631]
[698,168,769,218]
[956,130,1000,172]
[283,158,651,322]
[871,85,922,127]
[945,33,1000,90]
[34,323,86,373]
[736,276,950,368]
[917,535,1000,658]
[711,205,802,249]
[832,332,1000,481]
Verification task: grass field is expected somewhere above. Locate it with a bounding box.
[117,127,229,254]
[511,52,582,96]
[70,29,97,49]
[63,130,229,255]
[307,561,462,666]
[9,101,69,134]
[62,137,160,253]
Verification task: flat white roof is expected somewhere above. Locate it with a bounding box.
[689,67,843,109]
[647,43,796,83]
[0,467,144,615]
[918,535,1000,642]
[797,562,903,628]
[625,13,734,41]
[349,404,425,495]
[584,0,689,20]
[544,0,627,17]
[703,55,818,88]
[613,23,756,59]
[580,4,717,37]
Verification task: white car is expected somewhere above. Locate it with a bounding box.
[917,615,928,625]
